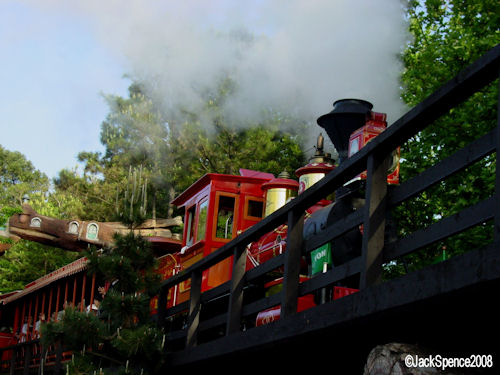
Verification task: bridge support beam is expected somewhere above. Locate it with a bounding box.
[360,152,390,289]
[186,270,202,348]
[281,209,305,318]
[226,245,246,335]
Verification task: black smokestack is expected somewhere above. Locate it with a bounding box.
[317,99,373,163]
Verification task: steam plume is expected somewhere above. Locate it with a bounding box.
[26,0,409,149]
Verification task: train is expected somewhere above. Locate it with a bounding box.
[0,98,399,368]
[153,98,399,325]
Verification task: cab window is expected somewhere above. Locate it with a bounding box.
[215,195,236,239]
[349,136,360,157]
[186,205,196,246]
[245,197,264,220]
[197,200,208,241]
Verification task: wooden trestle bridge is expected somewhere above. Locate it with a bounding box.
[156,44,500,372]
[2,44,500,373]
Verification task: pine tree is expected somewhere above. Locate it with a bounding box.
[42,168,165,374]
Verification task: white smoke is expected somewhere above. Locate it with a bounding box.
[23,0,409,149]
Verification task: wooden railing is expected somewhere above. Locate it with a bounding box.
[1,44,499,373]
[0,339,65,375]
[156,43,500,353]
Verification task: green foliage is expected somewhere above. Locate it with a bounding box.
[41,307,106,351]
[0,206,22,229]
[111,324,163,361]
[53,166,124,222]
[66,353,96,375]
[43,227,163,373]
[65,74,306,223]
[0,241,79,293]
[0,145,81,293]
[0,145,49,206]
[388,0,500,278]
[170,121,305,193]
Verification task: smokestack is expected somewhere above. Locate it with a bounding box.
[316,99,373,163]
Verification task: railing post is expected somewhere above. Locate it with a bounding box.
[360,152,390,289]
[281,208,305,318]
[157,286,168,330]
[9,347,16,375]
[53,339,62,375]
[186,270,202,348]
[22,343,32,375]
[226,245,246,335]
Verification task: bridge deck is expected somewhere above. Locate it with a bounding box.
[165,242,500,371]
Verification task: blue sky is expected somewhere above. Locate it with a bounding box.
[0,1,129,179]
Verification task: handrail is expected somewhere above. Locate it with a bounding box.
[159,44,500,294]
[159,43,500,358]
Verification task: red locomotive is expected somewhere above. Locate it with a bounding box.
[154,98,399,325]
[0,98,399,367]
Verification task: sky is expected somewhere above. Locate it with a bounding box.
[0,1,130,179]
[0,0,409,181]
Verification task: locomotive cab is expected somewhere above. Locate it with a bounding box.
[348,111,400,185]
[171,170,273,301]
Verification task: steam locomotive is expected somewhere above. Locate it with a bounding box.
[0,99,399,362]
[153,98,399,326]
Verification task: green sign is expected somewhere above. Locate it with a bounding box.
[311,243,332,275]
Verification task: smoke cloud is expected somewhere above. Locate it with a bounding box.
[25,0,409,149]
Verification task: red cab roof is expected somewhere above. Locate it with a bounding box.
[171,172,273,207]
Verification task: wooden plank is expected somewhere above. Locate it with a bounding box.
[9,346,16,375]
[241,292,282,318]
[53,340,62,375]
[165,329,187,343]
[299,257,362,296]
[280,209,304,318]
[186,270,202,348]
[385,196,495,261]
[389,129,496,206]
[156,287,168,329]
[22,343,32,375]
[304,209,363,253]
[245,253,285,282]
[164,300,189,318]
[200,312,228,333]
[226,246,246,335]
[166,242,500,367]
[360,153,390,288]
[200,281,230,303]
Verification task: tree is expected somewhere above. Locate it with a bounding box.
[0,242,78,294]
[165,76,306,194]
[389,0,500,277]
[42,173,164,374]
[72,77,306,221]
[0,146,79,293]
[0,145,49,208]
